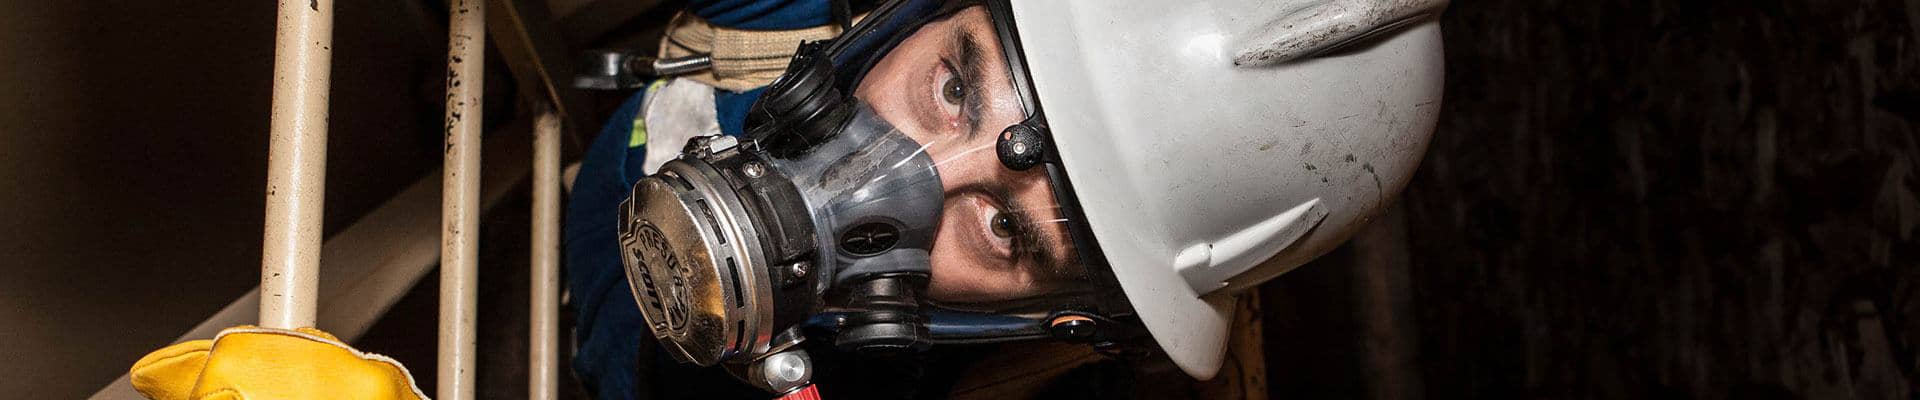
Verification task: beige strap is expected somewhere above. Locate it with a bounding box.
[660,12,856,91]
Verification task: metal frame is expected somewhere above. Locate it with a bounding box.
[488,1,577,395]
[92,0,615,397]
[260,0,335,330]
[440,0,488,398]
[89,124,535,400]
[489,0,594,148]
[530,109,564,400]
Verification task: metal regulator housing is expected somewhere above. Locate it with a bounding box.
[619,135,784,366]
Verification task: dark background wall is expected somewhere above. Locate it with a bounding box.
[1400,0,1919,398]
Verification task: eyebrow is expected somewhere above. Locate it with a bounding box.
[952,21,990,138]
[989,182,1072,283]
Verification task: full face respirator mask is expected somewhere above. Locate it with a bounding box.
[621,83,945,365]
[617,0,1140,390]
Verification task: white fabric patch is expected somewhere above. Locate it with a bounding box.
[639,78,724,174]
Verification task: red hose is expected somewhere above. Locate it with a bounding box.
[777,384,820,400]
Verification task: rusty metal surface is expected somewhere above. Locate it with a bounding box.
[260,0,335,330]
[440,0,487,398]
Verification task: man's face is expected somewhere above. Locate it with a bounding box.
[854,6,1080,305]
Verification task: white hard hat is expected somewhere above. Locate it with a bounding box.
[1007,0,1447,378]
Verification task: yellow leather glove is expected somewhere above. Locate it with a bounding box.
[129,326,428,400]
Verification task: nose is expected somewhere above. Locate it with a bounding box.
[928,140,1014,192]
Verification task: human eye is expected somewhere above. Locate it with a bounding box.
[986,208,1019,247]
[955,192,1020,264]
[981,189,1045,267]
[935,59,970,121]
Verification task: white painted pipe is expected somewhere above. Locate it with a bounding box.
[440,0,486,398]
[529,109,562,400]
[92,132,535,400]
[260,0,334,330]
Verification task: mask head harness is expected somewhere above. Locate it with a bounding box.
[618,0,1148,390]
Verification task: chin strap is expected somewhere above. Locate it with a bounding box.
[777,385,822,400]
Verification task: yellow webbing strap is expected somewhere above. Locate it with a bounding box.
[659,12,860,91]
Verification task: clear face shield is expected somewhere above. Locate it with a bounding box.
[618,0,1135,384]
